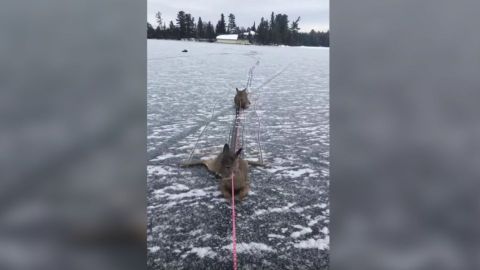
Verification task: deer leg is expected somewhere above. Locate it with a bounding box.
[180,160,205,168]
[237,186,250,201]
[220,185,232,202]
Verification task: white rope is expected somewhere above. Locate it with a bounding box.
[185,101,218,163]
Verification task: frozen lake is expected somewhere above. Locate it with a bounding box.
[147,39,329,269]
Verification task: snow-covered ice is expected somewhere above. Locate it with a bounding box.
[181,247,217,259]
[147,39,329,269]
[222,242,275,253]
[293,236,329,250]
[290,225,313,238]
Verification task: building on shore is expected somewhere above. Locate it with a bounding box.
[216,34,251,45]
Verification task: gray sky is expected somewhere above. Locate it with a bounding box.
[148,0,329,32]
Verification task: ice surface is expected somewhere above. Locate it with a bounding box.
[147,40,329,269]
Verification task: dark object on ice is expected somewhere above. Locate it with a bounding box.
[182,49,188,52]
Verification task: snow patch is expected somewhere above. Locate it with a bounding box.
[223,242,275,253]
[147,166,175,175]
[154,186,211,200]
[164,189,207,200]
[308,216,324,226]
[282,168,318,178]
[150,153,178,161]
[290,225,313,238]
[293,236,329,250]
[265,166,294,174]
[189,229,203,236]
[181,247,216,259]
[168,184,190,191]
[268,234,286,239]
[255,203,296,215]
[148,246,160,253]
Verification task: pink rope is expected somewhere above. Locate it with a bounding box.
[230,108,243,270]
[231,173,238,270]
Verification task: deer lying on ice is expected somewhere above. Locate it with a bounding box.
[181,144,264,201]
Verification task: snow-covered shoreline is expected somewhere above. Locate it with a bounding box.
[147,38,329,49]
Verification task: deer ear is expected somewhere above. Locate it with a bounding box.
[223,144,230,153]
[235,148,242,157]
[236,88,239,92]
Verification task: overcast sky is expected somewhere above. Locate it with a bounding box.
[148,0,329,32]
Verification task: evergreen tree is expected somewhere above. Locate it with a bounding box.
[185,13,195,38]
[256,17,269,44]
[154,12,165,38]
[147,23,155,39]
[215,13,226,35]
[205,21,216,40]
[324,31,330,47]
[227,13,236,33]
[308,30,316,46]
[176,11,187,38]
[169,20,178,39]
[146,9,328,46]
[197,17,204,38]
[296,30,329,47]
[155,26,162,39]
[274,14,289,44]
[269,12,275,43]
[191,16,196,37]
[289,16,301,45]
[155,12,163,27]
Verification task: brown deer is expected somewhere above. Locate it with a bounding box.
[234,88,251,110]
[181,144,264,201]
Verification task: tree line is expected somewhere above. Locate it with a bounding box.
[148,11,329,47]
